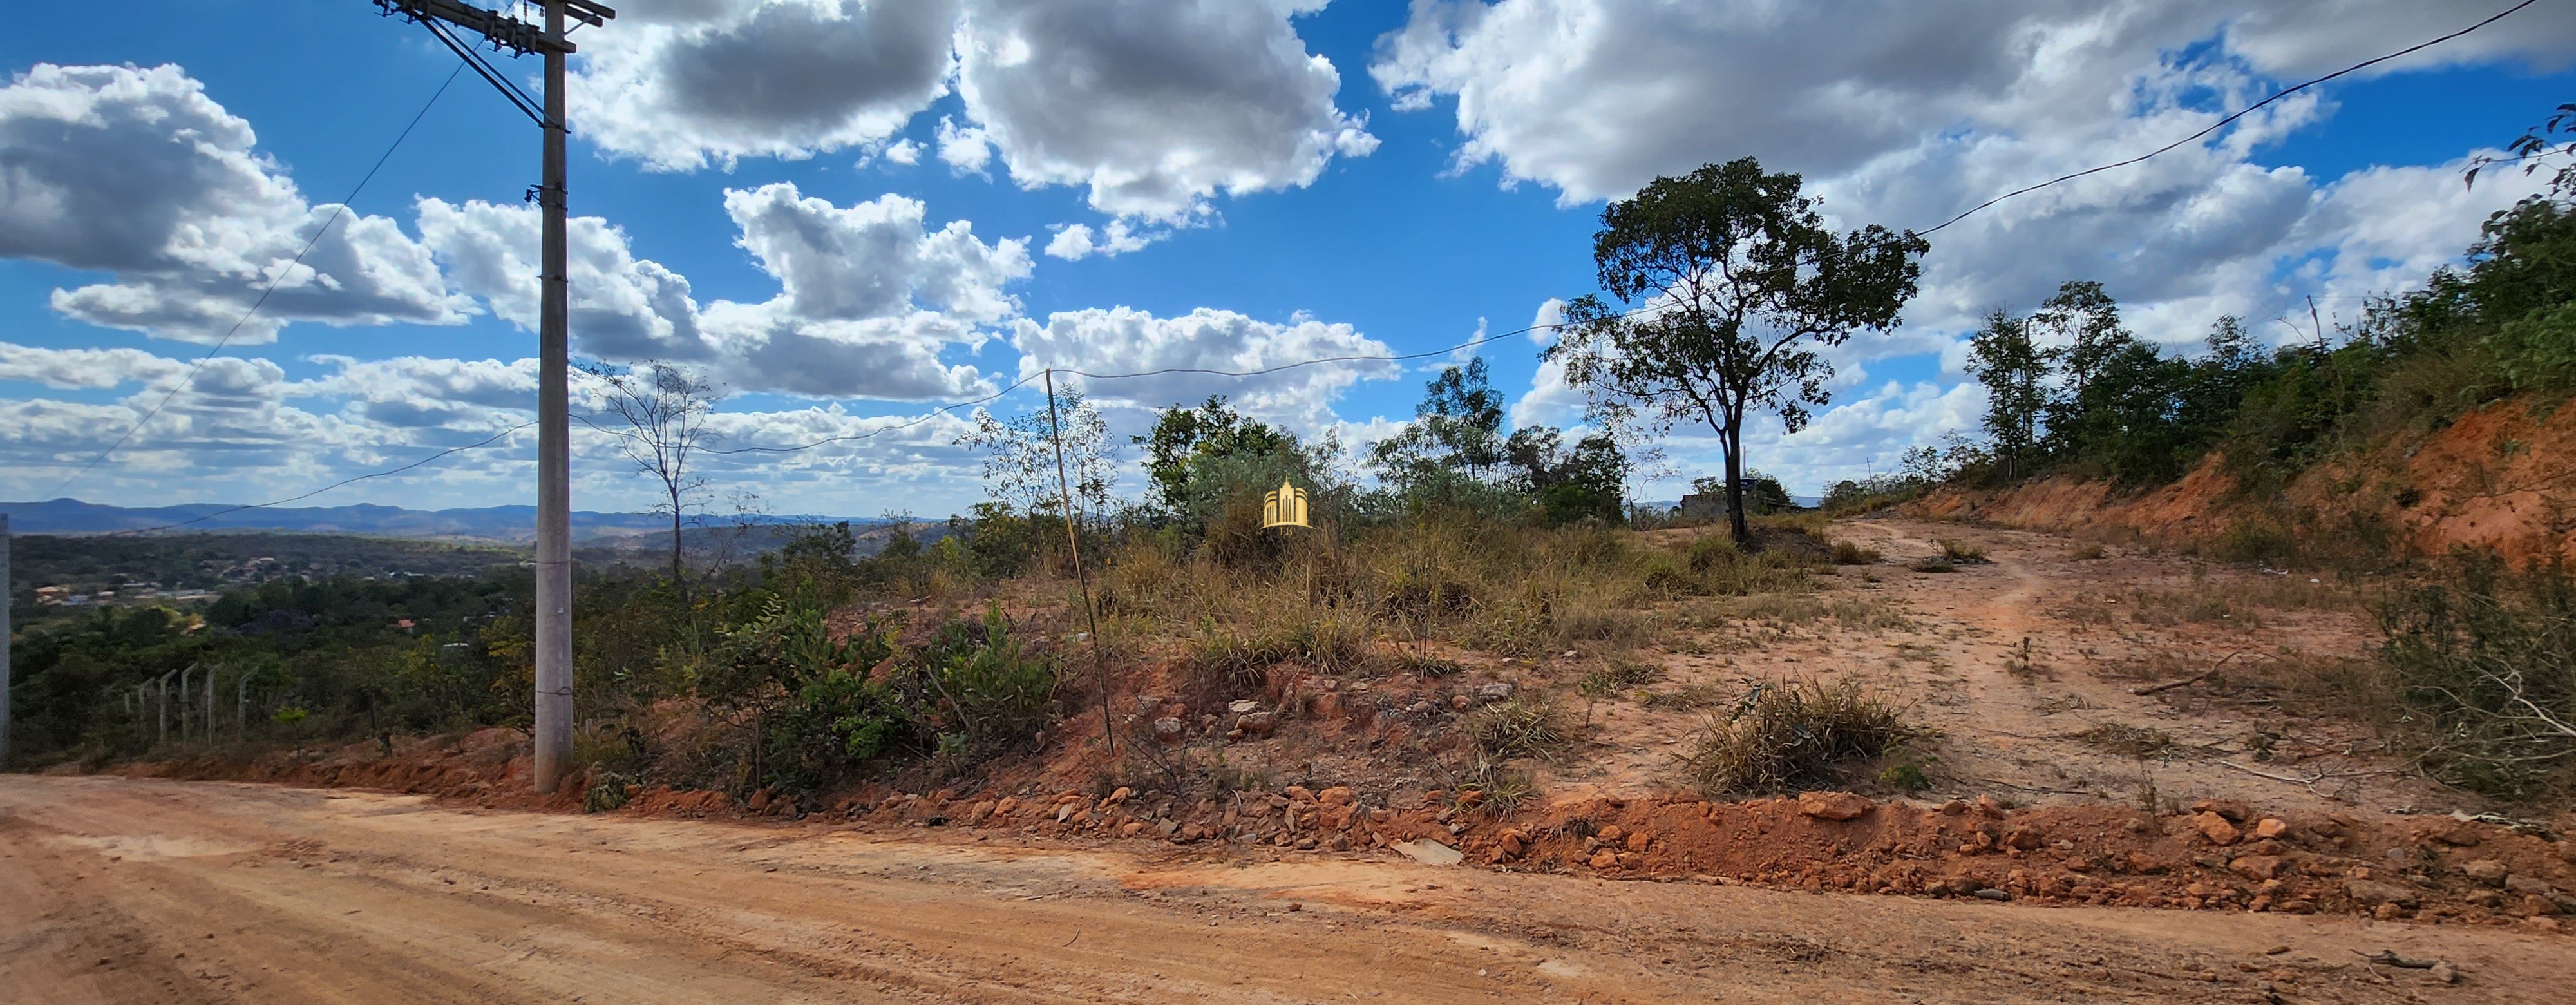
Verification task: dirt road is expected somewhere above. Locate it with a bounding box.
[5,776,2566,1003]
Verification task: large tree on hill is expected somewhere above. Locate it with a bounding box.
[1553,158,1927,546]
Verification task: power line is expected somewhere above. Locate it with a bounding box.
[41,62,468,501]
[693,371,1048,456]
[1919,0,2537,236]
[703,303,1683,456]
[106,421,536,536]
[99,299,1683,514]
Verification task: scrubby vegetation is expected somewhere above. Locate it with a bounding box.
[3,340,1850,812]
[2378,553,2576,799]
[1921,133,2576,801]
[1948,181,2576,501]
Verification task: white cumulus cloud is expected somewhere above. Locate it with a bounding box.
[0,63,464,343]
[566,1,1377,225]
[569,0,962,172]
[1010,305,1400,431]
[954,0,1379,222]
[1043,220,1164,260]
[421,183,1027,401]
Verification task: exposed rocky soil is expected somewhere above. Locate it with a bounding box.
[1908,394,2576,567]
[10,775,2576,1004]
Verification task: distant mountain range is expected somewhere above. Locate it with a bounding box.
[0,498,891,544]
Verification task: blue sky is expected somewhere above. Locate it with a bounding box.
[4,1,2573,518]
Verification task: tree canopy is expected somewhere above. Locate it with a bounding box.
[1552,157,1926,544]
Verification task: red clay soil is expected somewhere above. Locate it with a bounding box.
[102,726,2576,938]
[1909,395,2576,566]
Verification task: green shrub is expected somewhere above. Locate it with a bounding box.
[708,599,905,791]
[1877,761,1930,792]
[2378,553,2576,798]
[917,605,1059,754]
[583,772,633,813]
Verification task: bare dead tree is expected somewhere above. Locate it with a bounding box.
[584,361,720,602]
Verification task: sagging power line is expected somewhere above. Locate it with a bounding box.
[1919,0,2537,236]
[104,422,538,537]
[83,299,1693,518]
[39,62,467,502]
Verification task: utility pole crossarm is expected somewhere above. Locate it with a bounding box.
[374,1,615,55]
[377,0,568,55]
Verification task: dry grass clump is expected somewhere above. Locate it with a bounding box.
[1464,698,1573,763]
[1752,511,1833,540]
[2117,575,2367,627]
[1908,557,1958,573]
[1937,539,1990,564]
[1832,540,1882,564]
[1683,678,1924,794]
[1578,658,1666,699]
[1455,698,1573,816]
[2070,542,2106,560]
[1664,533,1817,597]
[2074,722,2182,760]
[1189,615,1374,687]
[1826,597,1913,632]
[1642,682,1732,710]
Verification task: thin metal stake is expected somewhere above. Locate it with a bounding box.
[1042,369,1113,756]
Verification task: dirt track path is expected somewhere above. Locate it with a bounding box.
[1785,518,2430,814]
[6,776,2568,1003]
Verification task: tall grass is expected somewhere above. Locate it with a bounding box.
[1098,512,1821,696]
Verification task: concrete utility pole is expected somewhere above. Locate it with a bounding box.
[2,513,11,766]
[532,0,577,797]
[372,1,614,792]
